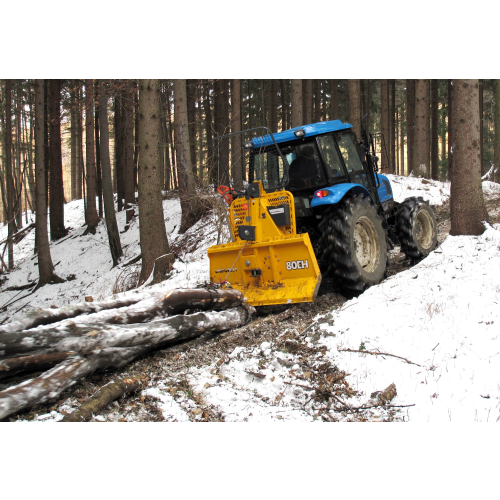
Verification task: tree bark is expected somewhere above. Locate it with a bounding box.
[447,80,453,181]
[479,80,484,176]
[70,82,77,200]
[231,79,243,190]
[331,80,339,120]
[348,79,361,139]
[34,80,64,289]
[5,80,15,269]
[94,85,103,218]
[406,79,415,177]
[291,79,303,128]
[97,80,122,266]
[304,79,313,124]
[450,80,489,236]
[0,302,254,420]
[60,375,146,422]
[414,79,430,177]
[400,100,405,175]
[495,80,500,183]
[380,79,390,173]
[203,80,214,184]
[114,89,125,211]
[84,79,99,233]
[390,79,396,174]
[269,79,278,133]
[0,352,74,380]
[48,79,66,240]
[174,79,203,233]
[123,80,136,223]
[431,79,439,180]
[137,79,170,285]
[187,79,198,180]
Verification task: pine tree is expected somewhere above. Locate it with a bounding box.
[84,79,99,233]
[380,79,390,173]
[34,79,64,288]
[291,80,303,128]
[414,79,430,177]
[48,79,67,240]
[174,79,203,233]
[348,79,361,139]
[450,80,489,236]
[431,79,439,180]
[137,79,170,285]
[231,79,243,190]
[495,80,500,183]
[97,79,122,266]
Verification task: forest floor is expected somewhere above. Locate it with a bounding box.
[1,176,500,422]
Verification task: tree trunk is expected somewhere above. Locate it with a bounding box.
[123,80,136,223]
[5,80,15,269]
[97,80,122,266]
[34,79,63,288]
[0,352,74,380]
[291,79,303,128]
[84,79,99,233]
[231,79,243,190]
[94,89,103,218]
[0,302,253,420]
[48,79,67,240]
[450,80,489,236]
[70,82,77,200]
[348,79,361,139]
[406,79,415,177]
[187,79,198,180]
[479,79,484,176]
[304,79,313,124]
[390,79,396,174]
[60,375,146,422]
[269,79,278,133]
[400,100,405,175]
[380,79,390,173]
[174,79,203,234]
[114,90,124,211]
[76,84,84,199]
[137,79,170,285]
[15,82,23,229]
[447,80,453,181]
[331,80,339,120]
[414,79,430,177]
[203,80,214,184]
[495,80,500,183]
[431,79,439,181]
[313,80,321,122]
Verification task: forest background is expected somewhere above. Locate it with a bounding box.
[2,1,498,499]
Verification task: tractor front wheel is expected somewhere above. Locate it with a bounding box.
[318,194,388,295]
[396,197,438,261]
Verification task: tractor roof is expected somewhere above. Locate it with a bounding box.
[251,120,353,148]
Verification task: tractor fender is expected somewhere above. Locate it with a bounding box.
[310,183,371,208]
[376,174,394,203]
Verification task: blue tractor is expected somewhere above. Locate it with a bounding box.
[210,118,438,300]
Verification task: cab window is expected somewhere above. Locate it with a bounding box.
[318,134,347,181]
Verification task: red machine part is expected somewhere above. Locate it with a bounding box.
[217,185,238,205]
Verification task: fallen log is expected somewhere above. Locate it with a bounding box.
[0,352,74,380]
[0,296,144,336]
[0,347,149,420]
[0,305,254,420]
[1,305,252,359]
[0,288,244,340]
[61,375,146,422]
[0,289,246,359]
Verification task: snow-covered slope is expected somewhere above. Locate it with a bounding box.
[2,176,500,423]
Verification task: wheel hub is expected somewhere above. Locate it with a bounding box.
[415,209,434,250]
[354,216,380,273]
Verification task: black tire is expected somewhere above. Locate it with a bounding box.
[395,197,438,261]
[317,194,388,295]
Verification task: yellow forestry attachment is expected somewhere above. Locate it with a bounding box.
[208,182,321,307]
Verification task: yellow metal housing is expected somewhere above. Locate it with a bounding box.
[208,183,321,307]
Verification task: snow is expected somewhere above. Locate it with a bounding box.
[2,176,500,422]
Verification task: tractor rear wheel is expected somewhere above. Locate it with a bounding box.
[317,194,388,295]
[396,197,438,261]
